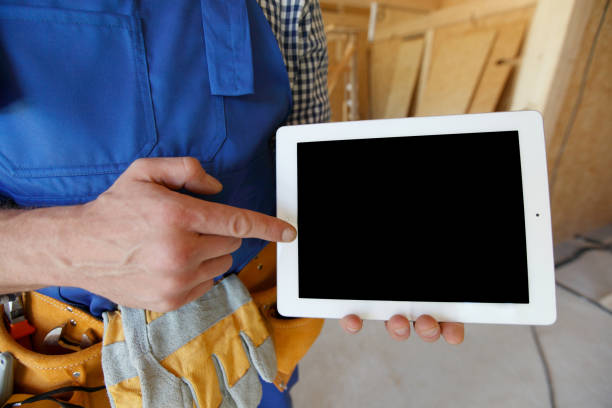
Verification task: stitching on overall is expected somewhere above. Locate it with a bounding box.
[0,17,131,31]
[228,1,239,92]
[129,16,158,163]
[11,163,132,175]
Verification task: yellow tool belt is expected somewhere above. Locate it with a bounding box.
[0,243,323,407]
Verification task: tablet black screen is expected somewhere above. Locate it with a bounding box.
[297,131,529,303]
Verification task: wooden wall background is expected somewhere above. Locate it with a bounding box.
[547,0,611,242]
[321,0,612,243]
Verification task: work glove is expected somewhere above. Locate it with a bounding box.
[101,274,276,408]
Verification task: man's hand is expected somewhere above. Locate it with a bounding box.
[0,157,296,312]
[340,314,464,344]
[73,157,297,311]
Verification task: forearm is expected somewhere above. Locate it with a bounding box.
[0,206,80,293]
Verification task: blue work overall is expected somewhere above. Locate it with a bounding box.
[0,0,296,405]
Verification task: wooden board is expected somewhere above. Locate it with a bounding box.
[439,0,472,7]
[327,40,346,122]
[383,37,424,118]
[323,0,440,12]
[370,36,423,119]
[510,0,597,144]
[356,32,370,119]
[375,0,536,40]
[368,2,426,41]
[322,10,370,30]
[412,28,434,116]
[547,0,612,242]
[422,6,534,37]
[426,6,534,112]
[415,29,496,116]
[369,38,401,118]
[329,74,346,122]
[371,7,424,37]
[468,21,527,113]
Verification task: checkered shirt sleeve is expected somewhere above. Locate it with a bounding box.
[257,0,331,124]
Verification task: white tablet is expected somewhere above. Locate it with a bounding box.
[276,111,556,325]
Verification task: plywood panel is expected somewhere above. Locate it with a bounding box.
[371,7,424,37]
[322,10,369,30]
[383,38,424,118]
[375,0,536,40]
[356,32,370,119]
[412,28,434,116]
[442,7,534,111]
[329,77,346,122]
[327,40,346,122]
[415,29,496,116]
[510,0,598,144]
[468,21,527,113]
[547,0,612,242]
[323,0,440,12]
[427,7,534,37]
[369,38,401,118]
[439,0,471,7]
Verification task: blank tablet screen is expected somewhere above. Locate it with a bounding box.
[297,131,529,303]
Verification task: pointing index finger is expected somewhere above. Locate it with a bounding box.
[190,199,297,242]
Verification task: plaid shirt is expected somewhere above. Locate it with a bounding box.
[257,0,331,124]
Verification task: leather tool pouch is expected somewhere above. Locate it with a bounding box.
[0,292,109,407]
[0,243,323,405]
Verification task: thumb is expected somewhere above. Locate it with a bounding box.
[125,157,223,195]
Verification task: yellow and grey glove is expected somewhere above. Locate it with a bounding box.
[101,274,276,408]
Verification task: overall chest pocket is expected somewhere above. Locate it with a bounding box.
[0,5,157,178]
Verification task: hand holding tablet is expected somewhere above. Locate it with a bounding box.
[341,313,465,344]
[276,111,556,327]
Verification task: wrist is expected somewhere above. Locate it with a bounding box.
[0,204,85,291]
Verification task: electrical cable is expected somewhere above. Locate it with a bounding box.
[575,234,612,246]
[554,245,604,269]
[2,385,105,408]
[532,234,612,408]
[555,281,612,316]
[530,326,557,408]
[554,235,612,316]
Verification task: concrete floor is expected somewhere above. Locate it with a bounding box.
[291,225,612,408]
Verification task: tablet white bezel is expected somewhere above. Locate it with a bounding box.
[276,111,556,325]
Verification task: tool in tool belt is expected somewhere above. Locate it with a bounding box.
[2,295,35,348]
[0,352,15,406]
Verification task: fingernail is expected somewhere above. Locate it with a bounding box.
[282,228,297,242]
[423,326,439,338]
[394,326,409,336]
[347,325,360,333]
